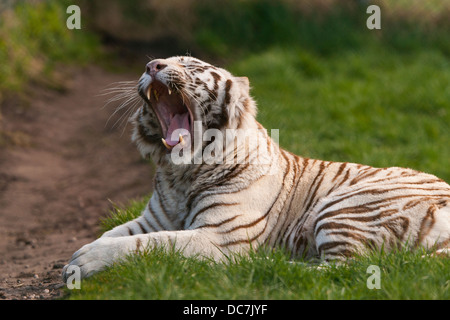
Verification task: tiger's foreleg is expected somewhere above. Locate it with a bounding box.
[61,229,223,280]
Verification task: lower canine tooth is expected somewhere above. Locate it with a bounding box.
[162,138,173,150]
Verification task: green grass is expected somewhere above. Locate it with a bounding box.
[193,0,450,58]
[0,0,102,146]
[0,0,101,95]
[67,195,450,300]
[67,238,449,300]
[192,0,450,182]
[99,197,151,236]
[230,46,450,182]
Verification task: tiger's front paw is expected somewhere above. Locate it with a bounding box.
[61,237,134,282]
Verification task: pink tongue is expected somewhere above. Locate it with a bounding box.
[165,113,190,146]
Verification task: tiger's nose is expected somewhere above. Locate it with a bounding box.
[146,60,167,76]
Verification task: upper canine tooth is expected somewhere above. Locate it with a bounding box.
[153,89,159,101]
[146,86,151,100]
[179,134,184,145]
[168,88,172,95]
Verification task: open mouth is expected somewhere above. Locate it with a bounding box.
[142,80,193,150]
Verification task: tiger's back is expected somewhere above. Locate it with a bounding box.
[164,134,450,260]
[269,154,450,259]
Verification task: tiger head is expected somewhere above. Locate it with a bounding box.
[132,56,257,165]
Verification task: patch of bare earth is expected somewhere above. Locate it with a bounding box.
[0,66,152,299]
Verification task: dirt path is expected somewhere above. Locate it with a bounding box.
[0,66,152,299]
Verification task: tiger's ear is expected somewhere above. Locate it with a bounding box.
[234,76,250,94]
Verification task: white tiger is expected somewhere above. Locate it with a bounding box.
[62,56,450,280]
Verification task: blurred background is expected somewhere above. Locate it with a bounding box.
[1,0,449,169]
[0,0,449,299]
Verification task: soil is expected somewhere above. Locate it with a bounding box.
[0,66,153,300]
